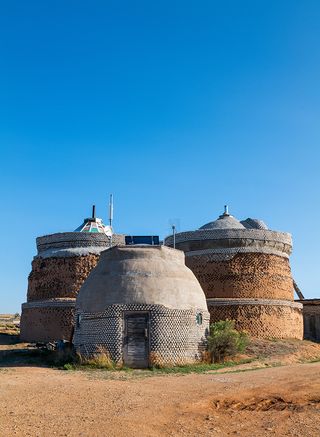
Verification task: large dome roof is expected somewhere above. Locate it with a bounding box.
[76,245,208,313]
[200,206,245,230]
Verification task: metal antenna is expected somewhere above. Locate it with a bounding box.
[172,224,176,249]
[92,205,96,219]
[109,194,114,228]
[224,205,229,216]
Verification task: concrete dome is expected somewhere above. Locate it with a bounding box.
[200,209,245,230]
[76,245,208,313]
[240,218,268,230]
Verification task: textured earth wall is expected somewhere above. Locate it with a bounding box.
[165,227,302,339]
[21,255,100,342]
[186,253,294,301]
[27,254,100,301]
[208,299,303,339]
[21,232,126,342]
[20,299,75,342]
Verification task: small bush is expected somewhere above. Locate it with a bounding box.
[63,363,76,371]
[207,320,249,363]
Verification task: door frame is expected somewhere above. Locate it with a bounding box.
[123,311,151,368]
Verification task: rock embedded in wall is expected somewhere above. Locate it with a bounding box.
[208,299,303,339]
[186,253,294,301]
[27,254,100,301]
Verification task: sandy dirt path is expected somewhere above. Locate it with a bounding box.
[0,362,320,437]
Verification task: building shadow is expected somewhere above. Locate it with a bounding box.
[0,333,63,368]
[0,333,20,345]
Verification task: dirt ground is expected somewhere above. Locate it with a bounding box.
[1,333,320,437]
[0,362,320,436]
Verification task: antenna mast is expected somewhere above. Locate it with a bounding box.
[172,224,176,249]
[109,194,114,228]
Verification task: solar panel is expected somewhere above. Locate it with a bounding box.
[125,236,160,246]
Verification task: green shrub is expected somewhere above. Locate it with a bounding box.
[207,320,249,363]
[63,363,76,371]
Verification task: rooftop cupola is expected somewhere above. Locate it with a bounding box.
[74,205,112,236]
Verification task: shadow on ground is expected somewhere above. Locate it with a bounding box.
[0,333,20,345]
[0,333,70,368]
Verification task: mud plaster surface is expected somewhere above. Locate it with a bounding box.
[187,253,294,300]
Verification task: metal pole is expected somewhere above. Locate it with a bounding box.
[172,225,176,249]
[92,205,96,219]
[109,194,113,228]
[109,194,114,247]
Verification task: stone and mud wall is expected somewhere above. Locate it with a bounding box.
[208,298,303,339]
[186,253,294,301]
[27,255,100,301]
[186,253,302,339]
[21,254,99,342]
[21,299,76,343]
[165,228,303,340]
[20,232,125,342]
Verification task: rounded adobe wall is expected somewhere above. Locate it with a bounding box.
[27,232,126,301]
[165,229,292,258]
[208,299,303,339]
[21,231,125,342]
[20,299,75,342]
[165,227,294,301]
[186,252,294,301]
[36,232,125,258]
[27,254,100,301]
[164,223,302,339]
[76,245,208,313]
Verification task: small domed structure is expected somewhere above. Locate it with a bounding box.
[200,206,245,230]
[74,246,209,368]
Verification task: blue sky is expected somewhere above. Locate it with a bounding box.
[0,1,320,312]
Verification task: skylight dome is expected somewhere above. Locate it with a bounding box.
[74,205,112,236]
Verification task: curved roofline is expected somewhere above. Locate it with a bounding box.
[76,244,207,312]
[36,232,125,256]
[164,228,292,245]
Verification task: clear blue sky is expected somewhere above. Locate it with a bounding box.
[1,1,319,312]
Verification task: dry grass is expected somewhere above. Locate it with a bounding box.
[0,323,20,335]
[75,346,120,370]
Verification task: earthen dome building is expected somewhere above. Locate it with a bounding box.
[74,245,209,367]
[20,212,125,342]
[165,207,303,339]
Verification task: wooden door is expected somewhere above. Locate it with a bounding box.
[123,312,149,368]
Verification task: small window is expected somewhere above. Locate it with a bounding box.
[196,313,202,325]
[76,314,82,328]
